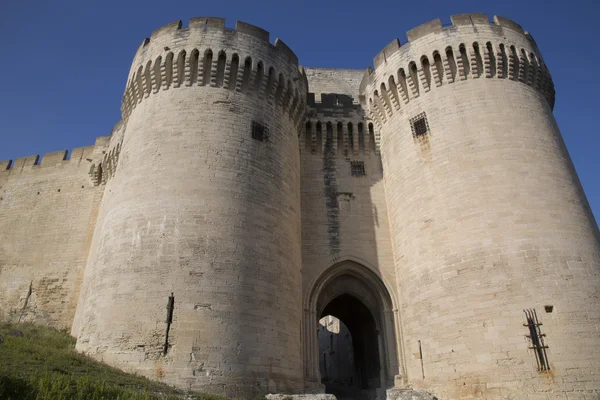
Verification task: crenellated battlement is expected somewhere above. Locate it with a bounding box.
[359,14,555,127]
[0,136,109,178]
[121,18,308,127]
[134,18,299,68]
[368,14,539,70]
[3,14,600,400]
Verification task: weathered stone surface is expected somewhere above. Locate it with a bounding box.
[267,394,337,400]
[360,14,599,400]
[387,388,438,400]
[0,12,599,400]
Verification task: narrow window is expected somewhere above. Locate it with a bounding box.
[96,163,103,185]
[165,52,174,87]
[289,89,299,117]
[241,57,252,92]
[189,50,199,84]
[135,66,143,97]
[373,90,383,117]
[275,74,285,103]
[459,44,470,78]
[397,68,409,98]
[254,62,264,93]
[347,122,354,153]
[153,56,162,89]
[409,62,420,95]
[529,53,540,87]
[315,122,322,152]
[486,42,496,78]
[388,75,400,106]
[325,122,333,152]
[350,161,365,176]
[336,122,343,152]
[228,54,239,90]
[520,49,530,83]
[509,45,519,81]
[251,121,267,141]
[445,47,457,81]
[305,121,312,151]
[215,51,226,87]
[421,56,432,88]
[266,67,276,100]
[202,50,213,86]
[144,61,152,95]
[379,82,392,112]
[282,80,292,108]
[358,123,365,153]
[473,42,483,78]
[410,112,429,137]
[433,52,444,84]
[499,44,509,78]
[176,50,186,87]
[368,123,376,152]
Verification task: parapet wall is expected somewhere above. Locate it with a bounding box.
[359,14,555,127]
[0,136,108,176]
[304,68,364,104]
[121,18,307,126]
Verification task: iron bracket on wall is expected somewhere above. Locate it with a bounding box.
[164,292,175,355]
[523,308,550,371]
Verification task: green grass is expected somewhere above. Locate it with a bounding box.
[0,323,228,400]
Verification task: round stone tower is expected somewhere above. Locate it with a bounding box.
[73,18,307,397]
[360,14,600,399]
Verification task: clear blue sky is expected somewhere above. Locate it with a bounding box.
[0,0,598,220]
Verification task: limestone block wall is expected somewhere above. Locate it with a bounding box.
[0,136,108,329]
[73,18,307,397]
[300,106,394,297]
[300,71,399,389]
[304,68,364,106]
[301,68,394,295]
[361,14,600,399]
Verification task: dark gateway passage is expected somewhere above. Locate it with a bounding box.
[319,294,381,400]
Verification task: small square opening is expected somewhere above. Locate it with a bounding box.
[350,161,365,176]
[410,112,429,137]
[252,121,267,141]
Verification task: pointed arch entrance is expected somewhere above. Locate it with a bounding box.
[303,260,404,399]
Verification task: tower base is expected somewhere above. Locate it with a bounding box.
[387,388,438,400]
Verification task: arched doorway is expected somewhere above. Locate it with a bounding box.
[319,295,381,399]
[304,260,403,399]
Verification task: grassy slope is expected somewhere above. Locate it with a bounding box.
[0,323,227,400]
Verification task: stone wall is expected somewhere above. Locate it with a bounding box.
[0,137,107,329]
[361,13,600,399]
[73,18,307,398]
[301,68,401,392]
[301,68,395,297]
[0,13,598,400]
